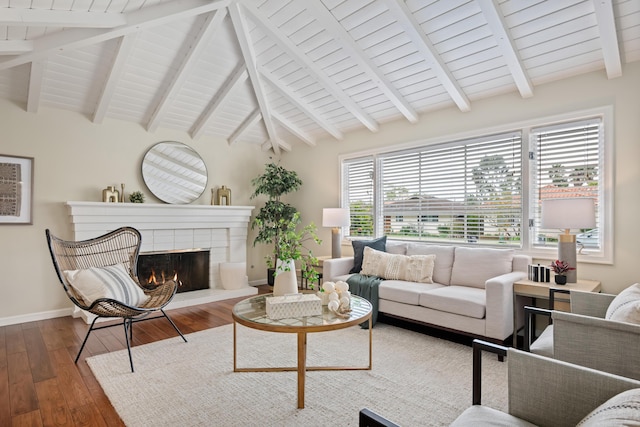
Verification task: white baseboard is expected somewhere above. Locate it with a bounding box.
[0,286,261,327]
[0,307,74,327]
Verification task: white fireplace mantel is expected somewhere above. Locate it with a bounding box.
[66,202,258,321]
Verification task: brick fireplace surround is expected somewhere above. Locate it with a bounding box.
[66,201,258,323]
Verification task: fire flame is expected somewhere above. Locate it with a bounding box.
[147,270,180,286]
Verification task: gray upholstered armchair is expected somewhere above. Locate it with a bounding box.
[524,287,640,381]
[451,340,640,427]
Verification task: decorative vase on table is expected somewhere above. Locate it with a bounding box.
[554,275,567,285]
[273,259,298,296]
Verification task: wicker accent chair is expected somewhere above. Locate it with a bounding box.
[46,227,187,372]
[524,288,640,381]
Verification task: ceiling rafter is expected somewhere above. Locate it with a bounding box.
[228,108,261,146]
[383,0,471,112]
[27,60,45,113]
[272,111,316,146]
[0,41,33,54]
[592,0,622,79]
[477,0,533,98]
[0,8,126,28]
[241,1,379,133]
[190,61,248,139]
[229,2,282,154]
[93,34,137,124]
[147,9,228,133]
[259,67,344,140]
[0,0,231,71]
[307,0,418,123]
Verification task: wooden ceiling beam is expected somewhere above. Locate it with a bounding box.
[0,0,230,71]
[477,0,533,98]
[147,9,228,133]
[272,111,316,147]
[307,0,418,123]
[383,0,471,112]
[191,61,248,139]
[592,0,622,79]
[0,8,126,28]
[26,60,45,113]
[259,67,343,141]
[229,2,283,154]
[242,1,379,133]
[92,34,137,124]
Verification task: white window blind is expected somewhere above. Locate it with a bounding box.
[380,132,522,245]
[532,118,602,250]
[343,157,374,237]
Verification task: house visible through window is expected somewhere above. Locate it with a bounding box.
[340,108,611,261]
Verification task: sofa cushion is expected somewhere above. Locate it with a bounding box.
[605,283,640,325]
[360,247,436,283]
[406,243,455,286]
[386,241,407,255]
[379,280,444,306]
[419,286,486,319]
[577,388,640,426]
[349,236,387,274]
[450,247,514,289]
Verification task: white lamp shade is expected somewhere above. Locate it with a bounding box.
[541,198,596,230]
[322,208,350,227]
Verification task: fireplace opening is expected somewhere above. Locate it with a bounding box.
[137,249,210,294]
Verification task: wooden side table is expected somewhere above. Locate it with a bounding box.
[512,278,601,347]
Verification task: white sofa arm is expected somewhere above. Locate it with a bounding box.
[323,257,354,282]
[484,271,527,341]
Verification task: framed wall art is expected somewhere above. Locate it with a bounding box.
[0,154,34,225]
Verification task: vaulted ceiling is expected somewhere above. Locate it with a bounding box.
[1,0,638,154]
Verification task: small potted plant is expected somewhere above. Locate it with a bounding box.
[550,260,575,285]
[270,212,322,295]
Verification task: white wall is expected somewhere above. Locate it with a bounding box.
[0,101,273,324]
[283,62,640,295]
[1,62,638,324]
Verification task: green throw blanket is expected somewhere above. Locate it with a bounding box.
[347,274,383,328]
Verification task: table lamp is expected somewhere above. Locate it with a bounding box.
[323,208,350,258]
[541,198,596,283]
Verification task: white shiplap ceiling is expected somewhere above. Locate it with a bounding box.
[1,0,638,154]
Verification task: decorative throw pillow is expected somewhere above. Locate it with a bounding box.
[64,263,149,307]
[349,236,387,274]
[360,247,436,283]
[605,283,640,325]
[577,388,640,426]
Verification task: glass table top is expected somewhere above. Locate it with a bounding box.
[233,293,372,328]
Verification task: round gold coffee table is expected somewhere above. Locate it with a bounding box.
[232,294,373,409]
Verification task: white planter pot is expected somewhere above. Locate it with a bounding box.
[273,269,298,296]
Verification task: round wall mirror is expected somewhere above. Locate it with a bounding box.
[142,141,208,204]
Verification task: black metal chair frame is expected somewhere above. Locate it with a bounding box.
[46,227,187,372]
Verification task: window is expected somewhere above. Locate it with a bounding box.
[531,118,602,250]
[340,108,611,262]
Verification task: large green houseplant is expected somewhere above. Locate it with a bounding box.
[251,162,305,285]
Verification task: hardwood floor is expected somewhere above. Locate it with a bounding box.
[1,286,270,427]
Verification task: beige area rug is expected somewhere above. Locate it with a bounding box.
[87,323,507,426]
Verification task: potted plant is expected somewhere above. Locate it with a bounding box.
[250,162,303,285]
[270,212,322,295]
[550,260,575,285]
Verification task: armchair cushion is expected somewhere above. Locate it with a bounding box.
[451,406,537,427]
[64,263,149,307]
[349,236,387,274]
[577,388,640,426]
[605,283,640,325]
[361,247,436,283]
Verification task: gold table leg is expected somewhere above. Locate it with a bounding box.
[298,332,306,409]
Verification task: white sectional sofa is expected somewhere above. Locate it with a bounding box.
[323,241,532,343]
